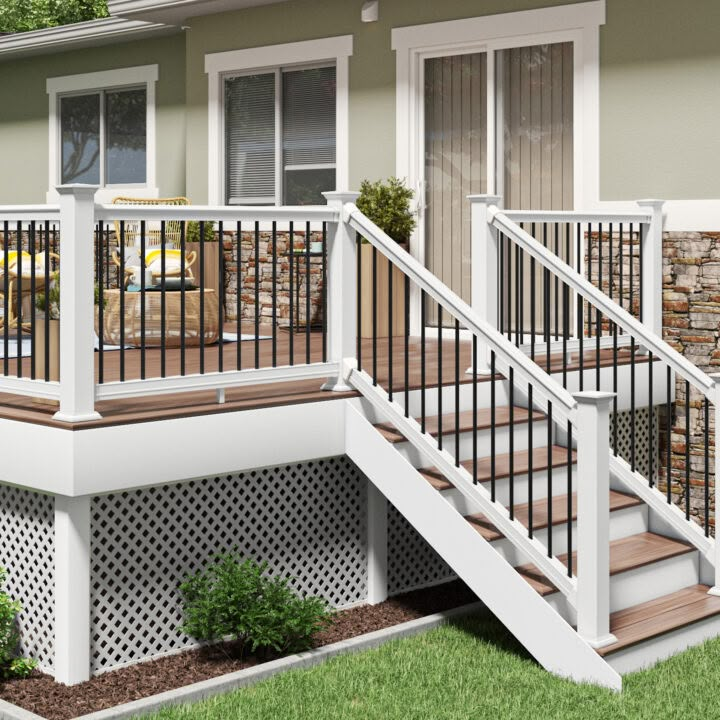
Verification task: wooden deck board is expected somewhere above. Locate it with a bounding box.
[0,327,651,430]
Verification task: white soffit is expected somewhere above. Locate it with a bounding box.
[108,0,290,25]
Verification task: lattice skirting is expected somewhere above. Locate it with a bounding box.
[612,407,659,481]
[0,485,54,673]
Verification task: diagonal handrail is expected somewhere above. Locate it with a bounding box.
[492,208,714,399]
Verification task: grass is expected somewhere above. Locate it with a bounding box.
[142,614,720,720]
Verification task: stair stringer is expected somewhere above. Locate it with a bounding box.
[345,403,622,690]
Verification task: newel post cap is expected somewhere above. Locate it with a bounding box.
[573,390,616,408]
[467,194,502,205]
[323,191,361,205]
[55,184,100,198]
[636,199,666,211]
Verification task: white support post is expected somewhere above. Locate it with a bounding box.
[467,195,502,375]
[637,199,665,340]
[54,185,102,423]
[322,191,360,391]
[708,376,720,596]
[54,495,91,685]
[574,390,617,649]
[367,480,388,605]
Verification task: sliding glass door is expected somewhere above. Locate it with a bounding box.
[423,41,574,328]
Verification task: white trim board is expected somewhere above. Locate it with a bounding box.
[46,65,159,204]
[205,35,353,206]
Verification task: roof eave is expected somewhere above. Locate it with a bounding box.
[108,0,288,25]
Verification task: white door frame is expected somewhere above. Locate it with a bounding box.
[392,1,605,333]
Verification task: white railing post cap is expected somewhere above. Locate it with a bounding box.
[467,194,502,205]
[573,390,616,406]
[323,191,361,204]
[636,199,666,210]
[55,184,100,197]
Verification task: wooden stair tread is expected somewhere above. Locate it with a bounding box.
[374,406,545,444]
[598,584,720,657]
[420,445,576,492]
[465,490,641,542]
[515,532,695,597]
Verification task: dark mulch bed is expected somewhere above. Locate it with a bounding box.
[0,580,477,720]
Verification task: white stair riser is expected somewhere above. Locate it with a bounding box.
[609,552,699,613]
[487,505,648,568]
[391,419,550,468]
[605,613,720,675]
[399,382,510,417]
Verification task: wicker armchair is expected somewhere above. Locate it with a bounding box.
[110,197,196,286]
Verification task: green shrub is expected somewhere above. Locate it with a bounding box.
[0,567,37,680]
[179,556,332,659]
[186,221,217,243]
[356,177,417,244]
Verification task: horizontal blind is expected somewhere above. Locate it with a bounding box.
[282,66,336,168]
[225,73,276,204]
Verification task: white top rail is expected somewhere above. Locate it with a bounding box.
[492,208,715,399]
[0,206,61,222]
[346,204,578,420]
[95,203,339,224]
[502,210,652,225]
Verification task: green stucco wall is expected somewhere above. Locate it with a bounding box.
[1,0,719,204]
[0,33,186,204]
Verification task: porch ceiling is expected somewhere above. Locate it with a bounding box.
[108,0,290,25]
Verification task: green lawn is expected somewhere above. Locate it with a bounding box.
[142,615,720,720]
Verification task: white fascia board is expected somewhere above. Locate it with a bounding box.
[391,0,605,51]
[0,17,177,61]
[109,0,288,25]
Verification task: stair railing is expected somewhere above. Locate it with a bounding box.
[343,202,618,648]
[483,201,720,595]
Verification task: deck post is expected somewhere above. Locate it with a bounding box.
[366,480,388,604]
[54,494,91,685]
[574,390,617,649]
[637,199,665,340]
[708,376,720,596]
[54,185,102,423]
[467,195,502,374]
[322,191,360,391]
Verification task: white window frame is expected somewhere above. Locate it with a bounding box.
[46,64,159,203]
[205,35,353,206]
[392,1,604,332]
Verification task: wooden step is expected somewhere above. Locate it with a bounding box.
[598,584,720,657]
[420,445,575,492]
[374,406,545,444]
[515,532,695,596]
[465,490,641,543]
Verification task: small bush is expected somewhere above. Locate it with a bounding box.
[0,567,37,680]
[179,556,332,659]
[186,221,217,243]
[356,177,417,244]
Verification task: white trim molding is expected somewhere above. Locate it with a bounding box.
[46,64,160,204]
[205,35,353,206]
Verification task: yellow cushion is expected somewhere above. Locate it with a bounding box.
[0,251,48,276]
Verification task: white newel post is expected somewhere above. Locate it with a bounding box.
[637,200,665,340]
[322,191,360,391]
[709,376,720,596]
[54,185,101,423]
[574,390,617,649]
[55,495,91,685]
[366,480,388,604]
[467,195,502,374]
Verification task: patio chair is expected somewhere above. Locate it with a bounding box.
[0,250,60,331]
[110,197,196,285]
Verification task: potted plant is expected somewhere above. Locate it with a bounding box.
[185,220,222,300]
[356,177,417,338]
[34,279,60,387]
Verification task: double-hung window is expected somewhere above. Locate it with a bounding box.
[224,65,336,206]
[59,87,147,186]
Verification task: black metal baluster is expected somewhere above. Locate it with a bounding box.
[509,368,515,519]
[648,352,654,487]
[29,221,36,380]
[629,223,635,320]
[405,274,410,417]
[322,222,328,363]
[554,224,559,340]
[544,266,551,373]
[371,246,377,384]
[140,221,146,380]
[236,221,242,371]
[639,223,644,323]
[119,221,126,382]
[613,320,618,455]
[454,318,460,465]
[356,233,362,371]
[531,223,536,360]
[437,303,443,450]
[490,351,496,501]
[528,383,534,538]
[3,221,8,377]
[388,255,393,402]
[562,282,569,389]
[596,308,602,392]
[619,223,625,321]
[16,223,22,379]
[515,244,520,347]
[587,223,592,336]
[547,400,553,557]
[705,397,710,535]
[272,221,277,368]
[254,221,260,369]
[473,335,478,486]
[608,223,614,304]
[218,221,224,373]
[305,221,311,365]
[667,366,673,503]
[507,235,513,343]
[577,225,584,391]
[288,221,294,366]
[160,222,167,378]
[499,232,505,335]
[180,221,186,377]
[685,380,691,520]
[421,289,426,433]
[567,421,573,577]
[630,336,636,471]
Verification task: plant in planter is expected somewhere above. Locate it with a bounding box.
[34,280,60,385]
[185,221,222,301]
[0,566,37,679]
[179,555,332,660]
[356,177,417,337]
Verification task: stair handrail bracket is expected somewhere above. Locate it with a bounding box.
[345,203,577,425]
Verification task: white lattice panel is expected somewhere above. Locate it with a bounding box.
[612,407,659,481]
[0,485,54,673]
[387,505,455,596]
[90,458,368,673]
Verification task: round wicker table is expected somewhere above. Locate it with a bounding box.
[98,289,219,347]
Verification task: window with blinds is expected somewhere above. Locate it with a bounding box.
[224,65,336,205]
